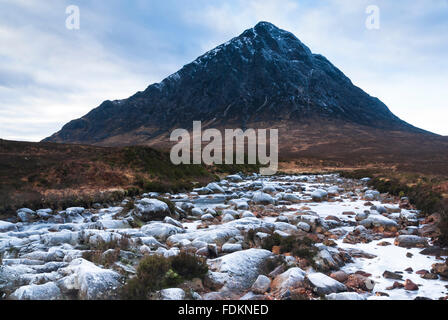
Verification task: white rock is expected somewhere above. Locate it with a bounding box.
[252,192,275,205]
[0,221,17,232]
[241,211,255,218]
[159,288,185,300]
[207,249,273,290]
[251,275,271,294]
[201,214,215,221]
[227,175,243,182]
[325,292,366,300]
[10,282,63,300]
[164,216,183,228]
[306,273,347,295]
[134,198,170,221]
[141,222,185,241]
[206,183,225,193]
[272,268,306,292]
[58,258,121,300]
[97,219,130,230]
[274,222,298,234]
[66,207,85,216]
[221,214,235,223]
[17,208,36,222]
[297,222,311,232]
[222,243,243,253]
[191,207,204,217]
[311,189,328,201]
[360,215,398,230]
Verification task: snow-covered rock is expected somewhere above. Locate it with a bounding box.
[141,222,185,241]
[227,174,243,182]
[306,273,347,295]
[207,249,273,291]
[134,198,170,221]
[251,275,271,294]
[311,189,328,201]
[58,258,122,300]
[272,267,306,292]
[0,221,17,232]
[10,282,62,300]
[252,192,275,205]
[222,243,243,253]
[326,292,366,300]
[394,235,429,248]
[360,215,398,230]
[159,288,185,300]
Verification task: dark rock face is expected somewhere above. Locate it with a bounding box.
[44,21,424,145]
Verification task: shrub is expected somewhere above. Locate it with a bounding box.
[261,233,282,251]
[169,252,208,280]
[121,255,171,300]
[120,252,209,300]
[262,234,318,260]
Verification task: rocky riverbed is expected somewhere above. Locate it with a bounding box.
[1,173,447,300]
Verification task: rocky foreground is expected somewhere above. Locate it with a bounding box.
[1,173,447,300]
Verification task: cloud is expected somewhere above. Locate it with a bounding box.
[0,0,447,141]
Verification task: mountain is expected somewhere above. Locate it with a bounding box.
[44,22,447,165]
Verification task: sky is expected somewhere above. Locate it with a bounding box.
[0,0,447,141]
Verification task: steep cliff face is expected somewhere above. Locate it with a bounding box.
[44,21,428,146]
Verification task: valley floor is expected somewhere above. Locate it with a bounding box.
[0,173,447,300]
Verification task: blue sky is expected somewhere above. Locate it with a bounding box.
[0,0,447,141]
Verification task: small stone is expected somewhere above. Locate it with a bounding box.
[383,271,403,280]
[404,279,419,291]
[251,275,271,294]
[386,281,404,290]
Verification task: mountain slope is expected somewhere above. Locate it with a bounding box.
[44,21,431,148]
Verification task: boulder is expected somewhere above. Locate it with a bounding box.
[159,288,185,300]
[201,214,215,221]
[221,214,235,223]
[206,183,225,193]
[360,215,398,231]
[207,249,273,291]
[252,192,275,205]
[65,207,85,216]
[58,258,122,300]
[311,189,328,201]
[394,235,429,248]
[167,226,240,246]
[382,271,403,280]
[9,282,62,300]
[222,243,243,253]
[229,199,249,210]
[17,208,37,222]
[297,222,311,232]
[282,193,301,203]
[227,175,243,182]
[330,271,349,283]
[306,273,347,295]
[271,267,306,293]
[251,275,271,294]
[326,292,366,300]
[134,198,170,221]
[0,221,17,232]
[41,231,79,246]
[163,216,183,228]
[141,222,185,241]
